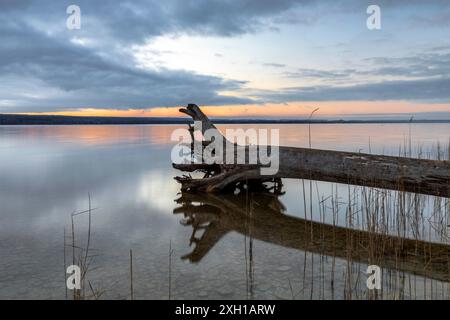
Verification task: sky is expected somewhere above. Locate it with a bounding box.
[1,0,450,119]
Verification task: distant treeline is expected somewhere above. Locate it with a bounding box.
[0,114,190,125]
[1,114,450,125]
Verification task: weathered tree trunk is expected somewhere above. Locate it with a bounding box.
[173,104,450,197]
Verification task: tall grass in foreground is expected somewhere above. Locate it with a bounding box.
[63,196,103,300]
[273,177,449,300]
[287,139,449,300]
[63,196,138,300]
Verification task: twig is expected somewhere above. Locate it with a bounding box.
[308,108,319,149]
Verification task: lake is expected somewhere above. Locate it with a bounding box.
[0,123,449,299]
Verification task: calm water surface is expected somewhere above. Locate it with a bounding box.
[0,124,449,299]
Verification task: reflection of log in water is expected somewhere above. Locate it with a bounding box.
[174,191,449,283]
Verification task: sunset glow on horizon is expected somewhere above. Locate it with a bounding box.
[17,101,450,119]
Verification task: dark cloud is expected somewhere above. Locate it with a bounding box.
[282,68,355,79]
[258,77,450,102]
[363,52,450,78]
[1,1,273,111]
[281,49,450,82]
[259,47,450,102]
[263,63,286,68]
[1,1,450,112]
[0,0,307,42]
[0,23,251,111]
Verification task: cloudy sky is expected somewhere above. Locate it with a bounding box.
[1,0,450,118]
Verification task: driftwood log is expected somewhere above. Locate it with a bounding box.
[174,191,449,282]
[173,104,450,197]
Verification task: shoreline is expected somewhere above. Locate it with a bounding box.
[2,114,450,125]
